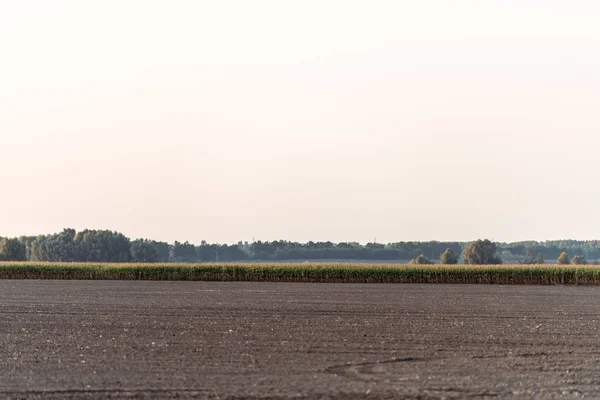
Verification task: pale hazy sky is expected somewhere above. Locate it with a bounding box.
[2,1,600,244]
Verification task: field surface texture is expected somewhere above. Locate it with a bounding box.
[2,281,600,399]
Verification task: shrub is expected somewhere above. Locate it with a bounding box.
[557,252,570,265]
[409,254,433,265]
[440,248,458,264]
[571,255,587,265]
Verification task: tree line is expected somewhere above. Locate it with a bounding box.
[0,229,598,264]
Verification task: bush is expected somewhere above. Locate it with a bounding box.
[571,255,587,265]
[409,254,433,265]
[440,248,458,264]
[557,252,570,265]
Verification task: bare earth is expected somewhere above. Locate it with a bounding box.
[1,281,600,399]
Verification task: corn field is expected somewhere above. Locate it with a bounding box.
[2,262,600,285]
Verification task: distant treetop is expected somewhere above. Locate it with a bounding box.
[2,229,600,264]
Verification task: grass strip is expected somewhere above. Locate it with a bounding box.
[2,263,600,284]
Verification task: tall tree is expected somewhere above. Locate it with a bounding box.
[171,241,198,262]
[462,239,502,265]
[149,241,171,262]
[130,239,159,263]
[0,238,27,261]
[535,252,544,265]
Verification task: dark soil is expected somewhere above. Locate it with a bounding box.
[1,281,600,399]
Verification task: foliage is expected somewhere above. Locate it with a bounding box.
[3,262,600,285]
[535,252,544,265]
[409,254,433,264]
[171,241,197,262]
[149,241,171,262]
[30,229,79,262]
[557,252,570,265]
[248,240,462,261]
[130,239,159,263]
[498,241,591,262]
[0,238,27,261]
[522,251,545,265]
[440,248,458,264]
[8,228,600,264]
[29,229,130,262]
[197,243,248,262]
[462,239,502,265]
[75,229,131,262]
[571,255,587,265]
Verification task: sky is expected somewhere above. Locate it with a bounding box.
[1,1,600,244]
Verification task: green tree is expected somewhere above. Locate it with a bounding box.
[74,229,131,262]
[535,252,544,265]
[557,252,570,265]
[440,248,458,264]
[130,239,159,263]
[150,241,171,262]
[30,229,78,262]
[0,238,27,261]
[29,229,131,262]
[171,241,198,262]
[462,239,502,265]
[409,254,433,264]
[516,249,546,265]
[571,255,587,265]
[18,236,37,260]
